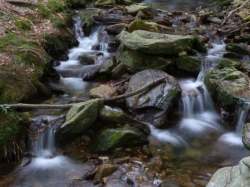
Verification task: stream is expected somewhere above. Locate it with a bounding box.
[2,1,250,187]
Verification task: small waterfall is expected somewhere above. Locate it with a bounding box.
[32,127,56,157]
[236,103,250,134]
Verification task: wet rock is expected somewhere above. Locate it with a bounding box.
[127,20,159,33]
[223,52,242,59]
[99,107,150,135]
[94,0,116,7]
[243,123,250,150]
[117,30,195,55]
[90,127,148,153]
[233,34,250,44]
[118,50,170,73]
[126,69,181,127]
[192,34,207,53]
[204,67,250,111]
[136,10,148,19]
[55,99,103,142]
[207,156,250,187]
[218,59,242,69]
[80,13,94,36]
[93,164,118,184]
[89,85,118,99]
[113,156,130,164]
[207,17,222,24]
[78,55,95,65]
[107,41,119,52]
[125,3,151,16]
[99,60,114,74]
[174,56,201,75]
[93,14,134,24]
[105,23,127,35]
[160,178,181,187]
[226,43,249,55]
[153,17,172,26]
[82,65,103,81]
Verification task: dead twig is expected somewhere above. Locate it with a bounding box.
[221,0,250,25]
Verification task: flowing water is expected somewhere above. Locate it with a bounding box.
[3,3,250,187]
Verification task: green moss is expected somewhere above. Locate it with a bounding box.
[14,17,31,31]
[48,0,68,12]
[0,112,26,160]
[218,59,242,69]
[127,20,159,33]
[38,4,51,18]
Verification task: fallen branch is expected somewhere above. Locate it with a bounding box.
[0,77,167,109]
[221,0,250,25]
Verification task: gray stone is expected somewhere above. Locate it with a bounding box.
[89,85,118,99]
[126,69,181,127]
[207,156,250,187]
[117,30,194,55]
[175,56,201,74]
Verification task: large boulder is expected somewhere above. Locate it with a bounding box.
[204,67,250,111]
[55,99,103,142]
[125,3,151,16]
[207,156,250,187]
[105,23,127,35]
[127,20,159,33]
[117,30,195,55]
[90,127,148,153]
[126,69,181,127]
[118,49,170,73]
[174,56,201,74]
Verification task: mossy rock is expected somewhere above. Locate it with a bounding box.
[78,55,95,65]
[175,56,201,74]
[243,123,250,151]
[0,112,27,161]
[192,35,207,53]
[223,52,242,59]
[127,20,159,33]
[80,13,95,36]
[118,50,169,73]
[94,0,116,7]
[204,67,250,111]
[51,13,73,29]
[43,32,78,58]
[125,3,150,16]
[226,43,249,55]
[55,99,104,142]
[218,59,242,69]
[90,127,148,153]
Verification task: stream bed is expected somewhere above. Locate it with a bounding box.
[2,0,250,187]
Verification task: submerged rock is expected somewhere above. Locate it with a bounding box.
[207,156,250,187]
[117,30,195,55]
[91,127,148,153]
[55,99,103,142]
[174,56,201,74]
[126,69,181,127]
[204,67,250,111]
